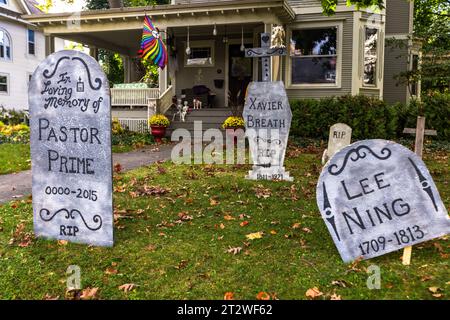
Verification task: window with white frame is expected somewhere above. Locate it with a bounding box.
[363,27,378,86]
[28,29,36,55]
[0,74,8,94]
[0,29,12,60]
[185,41,215,67]
[290,27,338,85]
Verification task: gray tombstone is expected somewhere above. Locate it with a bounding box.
[317,139,450,262]
[322,123,352,165]
[29,50,113,247]
[243,81,293,181]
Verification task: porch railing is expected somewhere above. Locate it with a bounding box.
[157,85,174,114]
[111,88,160,107]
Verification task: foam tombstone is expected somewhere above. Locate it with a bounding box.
[316,139,450,262]
[29,50,113,246]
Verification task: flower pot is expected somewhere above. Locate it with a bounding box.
[151,125,167,143]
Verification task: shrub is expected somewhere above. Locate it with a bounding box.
[149,114,170,127]
[222,116,245,129]
[290,94,449,141]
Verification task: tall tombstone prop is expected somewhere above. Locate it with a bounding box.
[244,32,293,181]
[322,123,352,165]
[317,140,450,262]
[29,50,113,247]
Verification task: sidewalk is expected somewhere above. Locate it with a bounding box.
[0,144,174,204]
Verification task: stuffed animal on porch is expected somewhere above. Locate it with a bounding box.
[193,98,202,110]
[181,101,189,122]
[271,25,286,48]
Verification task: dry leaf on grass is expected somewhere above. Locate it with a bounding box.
[330,293,342,300]
[224,215,235,221]
[305,287,323,299]
[240,221,249,227]
[80,287,99,300]
[226,246,242,255]
[119,283,137,293]
[224,292,234,300]
[256,292,271,300]
[246,232,264,240]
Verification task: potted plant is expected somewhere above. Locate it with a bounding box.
[149,114,170,143]
[222,116,245,145]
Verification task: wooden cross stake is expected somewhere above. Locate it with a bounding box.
[402,116,437,265]
[245,33,287,82]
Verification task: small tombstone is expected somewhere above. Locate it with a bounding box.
[243,81,293,181]
[322,123,352,165]
[29,50,113,247]
[316,139,450,262]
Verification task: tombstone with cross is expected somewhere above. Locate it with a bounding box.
[243,32,293,181]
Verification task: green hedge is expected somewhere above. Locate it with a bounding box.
[290,93,450,141]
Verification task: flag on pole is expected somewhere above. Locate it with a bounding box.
[138,16,168,69]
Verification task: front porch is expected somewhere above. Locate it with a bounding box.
[24,0,295,132]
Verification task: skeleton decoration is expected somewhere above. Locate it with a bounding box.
[271,25,286,49]
[181,101,189,122]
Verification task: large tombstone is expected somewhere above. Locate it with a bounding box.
[243,81,293,181]
[317,139,450,262]
[29,50,113,247]
[322,123,352,165]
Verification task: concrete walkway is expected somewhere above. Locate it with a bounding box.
[0,144,174,204]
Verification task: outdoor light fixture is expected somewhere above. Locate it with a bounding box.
[186,26,191,55]
[240,26,245,51]
[213,24,217,36]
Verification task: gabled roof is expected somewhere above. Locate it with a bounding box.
[21,0,43,15]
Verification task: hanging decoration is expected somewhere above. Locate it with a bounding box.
[138,15,168,69]
[186,26,191,55]
[213,24,217,36]
[240,26,245,51]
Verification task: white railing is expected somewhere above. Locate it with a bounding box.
[111,88,160,107]
[117,118,149,134]
[157,85,174,114]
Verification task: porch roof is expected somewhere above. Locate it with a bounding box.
[22,0,295,29]
[22,0,295,56]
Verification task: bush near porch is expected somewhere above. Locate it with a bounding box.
[290,93,450,141]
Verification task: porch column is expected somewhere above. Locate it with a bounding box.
[89,46,99,61]
[122,55,131,83]
[45,35,55,57]
[159,29,168,96]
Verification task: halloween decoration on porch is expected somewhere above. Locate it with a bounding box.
[138,16,168,69]
[271,25,286,48]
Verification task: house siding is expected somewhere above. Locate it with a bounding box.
[0,19,46,110]
[383,43,409,104]
[385,0,412,35]
[383,0,413,103]
[285,11,354,100]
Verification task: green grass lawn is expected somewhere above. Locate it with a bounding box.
[0,143,30,175]
[0,146,448,300]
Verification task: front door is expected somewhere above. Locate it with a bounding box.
[228,44,253,107]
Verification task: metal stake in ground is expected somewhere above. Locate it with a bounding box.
[402,116,438,265]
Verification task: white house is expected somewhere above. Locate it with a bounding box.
[0,0,64,110]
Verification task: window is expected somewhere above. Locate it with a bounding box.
[28,29,35,55]
[0,29,11,60]
[0,74,8,94]
[363,28,378,86]
[0,0,8,5]
[185,41,215,67]
[290,27,338,85]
